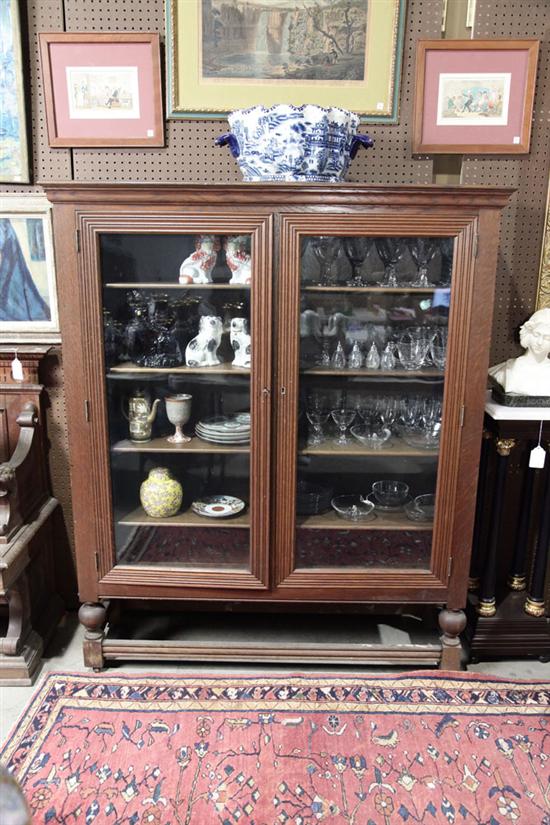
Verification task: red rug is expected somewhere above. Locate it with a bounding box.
[1,671,549,824]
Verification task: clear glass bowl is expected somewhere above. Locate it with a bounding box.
[400,427,440,449]
[351,425,391,449]
[331,495,376,522]
[372,480,410,507]
[296,480,334,515]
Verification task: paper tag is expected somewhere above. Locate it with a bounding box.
[11,354,24,381]
[513,136,520,144]
[376,102,385,111]
[529,445,546,469]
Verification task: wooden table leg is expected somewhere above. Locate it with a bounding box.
[477,438,516,617]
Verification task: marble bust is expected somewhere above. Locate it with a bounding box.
[489,308,550,397]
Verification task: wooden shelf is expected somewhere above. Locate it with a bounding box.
[109,362,250,375]
[302,367,444,378]
[297,510,432,531]
[119,507,250,528]
[299,438,438,458]
[112,437,250,454]
[104,282,250,290]
[302,285,449,294]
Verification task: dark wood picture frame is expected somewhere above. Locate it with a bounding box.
[39,32,164,148]
[412,39,539,155]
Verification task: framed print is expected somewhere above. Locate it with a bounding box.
[0,195,60,343]
[38,32,164,147]
[166,0,406,123]
[412,39,539,154]
[0,0,29,182]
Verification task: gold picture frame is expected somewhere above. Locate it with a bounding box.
[166,0,406,123]
[537,175,550,310]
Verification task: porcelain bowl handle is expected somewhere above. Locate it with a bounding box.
[350,133,374,159]
[215,132,240,158]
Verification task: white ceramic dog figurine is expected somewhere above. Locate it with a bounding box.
[179,235,220,284]
[185,316,223,367]
[230,317,251,369]
[224,236,252,285]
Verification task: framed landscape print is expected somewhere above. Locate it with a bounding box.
[167,0,406,123]
[0,0,29,182]
[412,39,539,154]
[38,32,164,147]
[0,195,60,343]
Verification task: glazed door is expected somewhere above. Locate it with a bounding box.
[77,211,272,596]
[274,212,478,601]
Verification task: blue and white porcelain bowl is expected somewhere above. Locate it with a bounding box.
[216,104,373,183]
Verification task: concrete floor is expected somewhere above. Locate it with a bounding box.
[1,613,549,747]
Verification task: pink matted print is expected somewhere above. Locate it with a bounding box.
[49,42,157,140]
[422,50,528,147]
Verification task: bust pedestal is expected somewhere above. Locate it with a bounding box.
[467,394,550,661]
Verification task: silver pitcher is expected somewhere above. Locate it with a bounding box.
[124,395,160,443]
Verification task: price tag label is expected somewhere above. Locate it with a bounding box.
[11,354,24,382]
[529,445,546,469]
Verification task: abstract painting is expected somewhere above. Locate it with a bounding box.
[0,0,29,182]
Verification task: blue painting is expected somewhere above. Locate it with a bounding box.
[0,0,29,182]
[0,197,59,341]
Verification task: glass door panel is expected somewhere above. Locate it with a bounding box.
[100,232,254,570]
[295,234,453,571]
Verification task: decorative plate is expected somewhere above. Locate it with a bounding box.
[191,495,246,518]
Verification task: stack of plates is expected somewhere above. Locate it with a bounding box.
[195,413,251,444]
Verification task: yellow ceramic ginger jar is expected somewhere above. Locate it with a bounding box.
[140,467,182,518]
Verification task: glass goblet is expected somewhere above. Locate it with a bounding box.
[408,238,439,288]
[343,237,371,286]
[165,394,192,443]
[375,238,408,287]
[331,407,356,446]
[306,410,330,447]
[311,236,341,286]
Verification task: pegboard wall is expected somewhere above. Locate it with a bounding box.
[461,0,550,362]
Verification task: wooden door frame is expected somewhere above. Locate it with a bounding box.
[273,209,488,603]
[71,208,273,597]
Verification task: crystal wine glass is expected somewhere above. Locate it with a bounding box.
[306,410,330,446]
[408,238,439,288]
[375,238,408,287]
[331,407,356,446]
[311,237,341,286]
[343,237,371,286]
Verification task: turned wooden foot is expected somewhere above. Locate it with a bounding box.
[78,602,107,670]
[439,608,467,670]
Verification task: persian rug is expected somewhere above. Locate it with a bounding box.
[1,671,549,825]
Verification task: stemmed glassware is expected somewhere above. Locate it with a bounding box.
[331,407,356,446]
[311,237,341,286]
[408,238,439,288]
[343,237,371,286]
[165,394,192,443]
[375,238,408,287]
[306,410,330,446]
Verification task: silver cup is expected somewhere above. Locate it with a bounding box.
[165,394,192,443]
